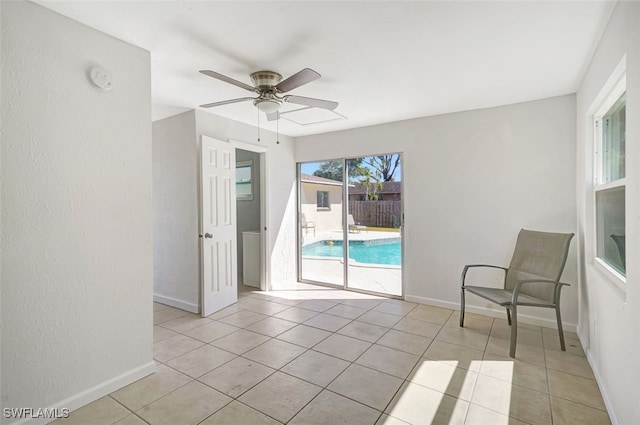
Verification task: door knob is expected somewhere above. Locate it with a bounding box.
[204,233,213,239]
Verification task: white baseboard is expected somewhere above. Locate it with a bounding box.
[10,362,156,425]
[153,293,199,314]
[405,294,577,332]
[576,326,619,425]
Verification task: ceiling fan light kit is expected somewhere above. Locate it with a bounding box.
[254,97,281,113]
[198,67,339,123]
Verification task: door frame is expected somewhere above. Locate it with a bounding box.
[231,139,269,292]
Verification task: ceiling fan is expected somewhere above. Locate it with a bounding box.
[198,68,339,121]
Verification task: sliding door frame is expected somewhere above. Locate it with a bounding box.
[297,153,405,299]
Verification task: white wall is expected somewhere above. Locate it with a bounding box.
[236,149,261,275]
[152,111,199,312]
[296,95,578,328]
[576,2,640,424]
[1,2,154,423]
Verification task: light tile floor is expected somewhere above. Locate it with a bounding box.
[55,285,611,425]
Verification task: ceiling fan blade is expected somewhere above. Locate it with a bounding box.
[284,95,338,110]
[275,68,320,92]
[199,97,254,108]
[266,111,279,121]
[199,70,255,92]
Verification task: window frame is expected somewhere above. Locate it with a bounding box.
[236,160,253,201]
[316,190,330,210]
[592,73,626,287]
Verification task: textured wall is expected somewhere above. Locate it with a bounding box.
[1,2,153,421]
[152,111,199,311]
[296,95,578,328]
[576,2,640,423]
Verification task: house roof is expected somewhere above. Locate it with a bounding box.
[349,181,402,195]
[300,173,344,187]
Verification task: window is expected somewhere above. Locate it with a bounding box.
[316,191,330,209]
[236,161,253,201]
[594,78,626,279]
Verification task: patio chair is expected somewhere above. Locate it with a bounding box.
[301,213,315,236]
[348,214,367,233]
[460,229,574,358]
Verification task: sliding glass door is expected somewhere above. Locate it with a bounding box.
[298,160,345,286]
[346,155,402,296]
[298,154,403,297]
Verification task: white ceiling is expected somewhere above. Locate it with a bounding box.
[37,1,615,137]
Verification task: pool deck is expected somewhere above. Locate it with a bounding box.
[300,229,402,296]
[301,229,400,246]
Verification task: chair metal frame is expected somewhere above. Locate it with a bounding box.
[459,230,574,358]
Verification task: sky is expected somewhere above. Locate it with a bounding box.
[300,162,321,175]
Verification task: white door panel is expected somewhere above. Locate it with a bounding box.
[201,137,237,316]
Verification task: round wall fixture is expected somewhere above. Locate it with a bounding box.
[90,67,113,91]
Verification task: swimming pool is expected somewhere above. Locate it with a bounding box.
[302,240,401,266]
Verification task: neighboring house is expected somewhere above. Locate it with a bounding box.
[300,174,353,234]
[348,181,402,201]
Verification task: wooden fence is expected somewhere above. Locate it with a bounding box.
[349,201,402,228]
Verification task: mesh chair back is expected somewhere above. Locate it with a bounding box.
[505,229,574,303]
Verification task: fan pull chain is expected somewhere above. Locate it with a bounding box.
[257,109,261,142]
[276,114,280,144]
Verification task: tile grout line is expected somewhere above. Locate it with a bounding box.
[150,292,607,425]
[107,395,152,425]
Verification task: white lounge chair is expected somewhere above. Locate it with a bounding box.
[301,213,315,236]
[348,214,366,233]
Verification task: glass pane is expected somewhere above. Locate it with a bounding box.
[346,154,402,296]
[596,186,625,276]
[601,92,625,183]
[299,161,345,286]
[316,191,329,208]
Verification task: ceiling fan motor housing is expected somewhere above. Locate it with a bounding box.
[250,71,283,90]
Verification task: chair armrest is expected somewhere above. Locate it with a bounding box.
[512,279,570,305]
[461,264,508,288]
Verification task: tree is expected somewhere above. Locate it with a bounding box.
[313,158,364,182]
[312,155,400,201]
[355,165,383,200]
[364,154,401,182]
[312,160,343,181]
[350,154,401,201]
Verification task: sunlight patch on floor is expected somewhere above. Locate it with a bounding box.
[385,360,514,424]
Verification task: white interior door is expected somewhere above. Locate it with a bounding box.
[201,137,238,317]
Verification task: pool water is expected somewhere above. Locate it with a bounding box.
[302,240,401,266]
